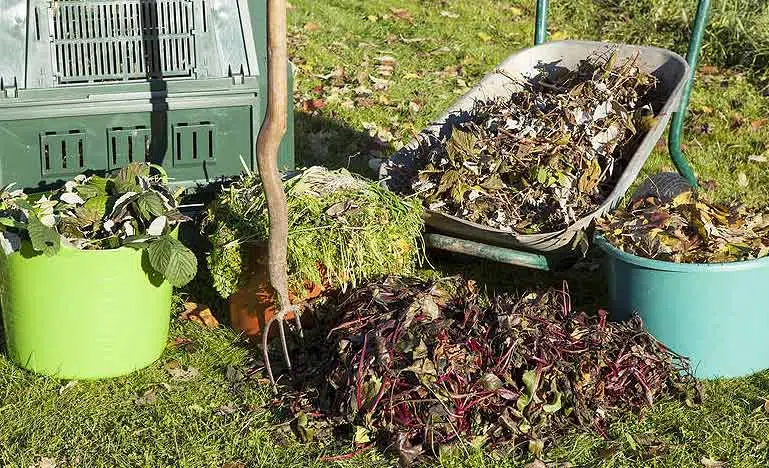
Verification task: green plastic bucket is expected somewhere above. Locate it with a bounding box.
[0,241,172,379]
[595,235,769,379]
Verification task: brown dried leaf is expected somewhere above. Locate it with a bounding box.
[578,158,602,193]
[180,302,219,329]
[700,457,725,468]
[222,463,246,468]
[302,98,327,113]
[699,65,720,75]
[390,8,413,22]
[524,460,547,468]
[30,458,58,468]
[751,119,767,131]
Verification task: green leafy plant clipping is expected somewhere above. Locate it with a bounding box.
[0,163,196,287]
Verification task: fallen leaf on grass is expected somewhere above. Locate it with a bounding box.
[303,22,320,32]
[134,388,159,406]
[440,10,459,18]
[751,119,767,131]
[168,367,200,381]
[58,380,77,395]
[748,155,767,163]
[390,8,412,22]
[700,457,725,467]
[730,113,744,129]
[478,32,492,42]
[215,403,240,416]
[173,337,198,353]
[302,98,326,112]
[179,302,219,329]
[222,462,245,468]
[375,55,397,77]
[165,360,201,381]
[699,65,720,75]
[763,398,769,415]
[355,97,374,108]
[524,461,547,468]
[29,458,58,468]
[738,172,749,187]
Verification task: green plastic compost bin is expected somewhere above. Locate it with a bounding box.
[596,235,769,379]
[0,242,172,379]
[0,0,295,191]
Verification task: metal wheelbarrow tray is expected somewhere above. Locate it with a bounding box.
[380,40,690,254]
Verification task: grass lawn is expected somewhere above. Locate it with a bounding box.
[2,1,769,467]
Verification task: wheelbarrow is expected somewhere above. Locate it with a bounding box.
[380,0,710,270]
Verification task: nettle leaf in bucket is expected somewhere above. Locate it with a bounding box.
[0,162,197,379]
[0,162,197,287]
[202,166,424,339]
[595,190,769,379]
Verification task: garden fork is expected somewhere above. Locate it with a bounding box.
[255,0,302,385]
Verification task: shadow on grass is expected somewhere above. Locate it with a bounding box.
[426,248,610,314]
[294,111,396,176]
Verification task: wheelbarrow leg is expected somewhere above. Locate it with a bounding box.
[668,0,711,189]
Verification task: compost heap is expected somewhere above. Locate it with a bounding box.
[411,51,659,234]
[204,166,423,298]
[276,278,697,465]
[597,191,769,263]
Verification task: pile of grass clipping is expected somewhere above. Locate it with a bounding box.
[203,166,424,298]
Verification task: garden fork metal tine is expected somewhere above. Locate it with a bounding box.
[261,307,301,385]
[293,310,304,339]
[261,315,278,385]
[277,316,292,370]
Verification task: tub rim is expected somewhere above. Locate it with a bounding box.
[594,234,769,273]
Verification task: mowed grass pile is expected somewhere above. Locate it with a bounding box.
[0,1,768,467]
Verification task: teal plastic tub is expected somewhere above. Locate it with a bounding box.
[595,235,769,379]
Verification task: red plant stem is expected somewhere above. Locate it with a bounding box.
[327,315,372,339]
[463,393,495,411]
[355,332,369,411]
[319,443,374,462]
[367,378,389,415]
[633,369,655,406]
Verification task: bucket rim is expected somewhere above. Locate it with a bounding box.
[594,234,769,272]
[1,227,180,260]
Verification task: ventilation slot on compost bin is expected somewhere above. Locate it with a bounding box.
[172,123,216,167]
[50,0,198,84]
[40,131,87,177]
[107,127,152,169]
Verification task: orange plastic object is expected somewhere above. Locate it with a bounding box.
[228,244,323,339]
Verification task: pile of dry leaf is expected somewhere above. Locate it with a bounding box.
[412,51,659,233]
[275,277,697,465]
[598,192,769,263]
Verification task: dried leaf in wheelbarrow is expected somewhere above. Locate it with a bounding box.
[597,191,769,263]
[412,50,659,234]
